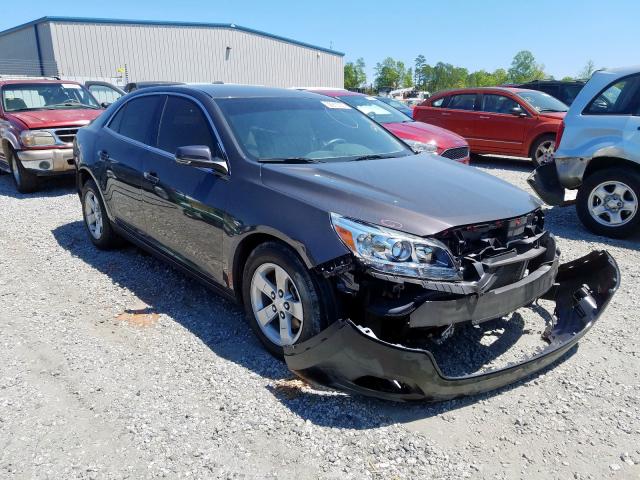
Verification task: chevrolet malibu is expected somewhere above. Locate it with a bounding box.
[74,85,618,401]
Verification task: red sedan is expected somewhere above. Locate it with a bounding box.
[413,87,567,165]
[305,89,470,164]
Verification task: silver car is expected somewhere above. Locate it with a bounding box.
[528,66,640,237]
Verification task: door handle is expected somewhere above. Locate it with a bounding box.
[479,116,490,120]
[98,150,109,161]
[143,171,160,184]
[441,112,451,116]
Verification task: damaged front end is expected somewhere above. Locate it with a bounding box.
[285,212,620,401]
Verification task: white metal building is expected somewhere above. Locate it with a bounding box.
[0,16,344,88]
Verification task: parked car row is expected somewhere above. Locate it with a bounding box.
[68,83,619,401]
[414,86,566,166]
[529,66,640,237]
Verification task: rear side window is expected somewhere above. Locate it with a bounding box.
[157,96,223,157]
[431,97,445,107]
[109,95,163,145]
[447,94,476,111]
[585,74,640,115]
[480,94,519,114]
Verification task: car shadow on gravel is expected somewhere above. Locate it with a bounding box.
[470,155,533,173]
[53,220,579,430]
[0,174,75,198]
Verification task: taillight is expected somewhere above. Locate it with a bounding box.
[555,121,565,150]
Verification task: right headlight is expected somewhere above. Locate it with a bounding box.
[404,139,438,154]
[330,213,460,281]
[20,130,56,147]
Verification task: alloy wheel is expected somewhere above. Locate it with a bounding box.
[250,262,304,346]
[84,191,104,239]
[587,180,638,227]
[534,140,555,165]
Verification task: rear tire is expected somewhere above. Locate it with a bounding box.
[81,179,123,249]
[242,241,335,358]
[576,168,640,238]
[530,134,556,167]
[8,149,40,193]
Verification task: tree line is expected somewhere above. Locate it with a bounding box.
[344,51,597,93]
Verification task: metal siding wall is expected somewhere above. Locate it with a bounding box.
[49,22,343,87]
[0,27,42,75]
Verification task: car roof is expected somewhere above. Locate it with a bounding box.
[0,79,80,86]
[597,65,640,76]
[299,88,364,98]
[131,83,330,100]
[431,86,534,97]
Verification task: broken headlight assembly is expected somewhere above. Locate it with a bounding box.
[330,213,461,281]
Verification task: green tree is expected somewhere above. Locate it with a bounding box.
[578,59,596,79]
[414,55,426,88]
[508,50,545,83]
[403,68,413,88]
[344,57,367,89]
[561,76,574,82]
[355,58,367,86]
[344,62,358,89]
[374,57,402,89]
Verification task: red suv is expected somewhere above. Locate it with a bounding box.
[0,79,103,192]
[305,89,470,164]
[413,87,567,165]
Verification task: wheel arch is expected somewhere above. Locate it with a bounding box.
[76,166,115,221]
[230,231,317,304]
[528,132,557,158]
[583,156,640,180]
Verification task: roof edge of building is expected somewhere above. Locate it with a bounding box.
[0,16,345,57]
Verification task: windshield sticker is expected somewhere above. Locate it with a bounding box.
[62,83,82,89]
[357,105,390,116]
[321,101,350,109]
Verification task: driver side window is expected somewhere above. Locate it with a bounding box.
[157,96,224,158]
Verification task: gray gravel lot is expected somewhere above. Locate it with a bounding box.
[0,157,639,479]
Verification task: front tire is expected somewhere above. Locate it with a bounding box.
[576,168,640,238]
[8,149,40,193]
[242,242,335,358]
[81,180,123,249]
[530,134,556,167]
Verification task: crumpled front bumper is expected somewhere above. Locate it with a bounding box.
[284,251,619,402]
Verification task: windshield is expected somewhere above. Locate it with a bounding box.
[517,90,568,112]
[2,83,100,112]
[216,96,411,163]
[337,95,412,124]
[378,97,409,110]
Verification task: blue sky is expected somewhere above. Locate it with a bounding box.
[2,0,637,82]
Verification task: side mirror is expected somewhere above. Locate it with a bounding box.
[511,106,527,117]
[175,145,228,175]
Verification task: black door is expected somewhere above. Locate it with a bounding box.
[98,95,164,235]
[141,95,229,284]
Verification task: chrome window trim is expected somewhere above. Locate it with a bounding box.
[104,91,230,173]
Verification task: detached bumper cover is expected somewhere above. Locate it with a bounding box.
[527,162,566,206]
[284,251,619,402]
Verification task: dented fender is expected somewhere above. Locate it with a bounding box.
[284,251,619,402]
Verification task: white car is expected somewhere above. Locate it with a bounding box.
[528,65,640,237]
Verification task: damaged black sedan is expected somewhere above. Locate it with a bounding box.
[74,84,619,402]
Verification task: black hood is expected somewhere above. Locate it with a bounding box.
[261,154,541,236]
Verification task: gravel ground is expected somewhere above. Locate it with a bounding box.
[0,157,639,480]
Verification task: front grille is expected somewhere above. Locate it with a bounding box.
[440,146,469,160]
[54,128,79,144]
